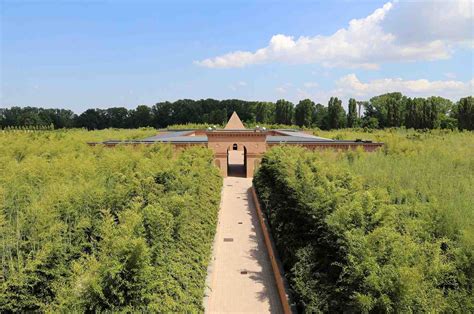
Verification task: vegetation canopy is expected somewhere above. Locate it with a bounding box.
[1,95,473,131]
[254,129,474,313]
[0,129,222,312]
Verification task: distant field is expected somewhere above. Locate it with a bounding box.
[254,129,474,312]
[0,129,222,312]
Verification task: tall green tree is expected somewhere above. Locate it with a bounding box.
[152,101,174,128]
[404,97,453,129]
[456,96,474,130]
[326,97,346,129]
[209,108,227,124]
[427,96,453,129]
[255,102,275,124]
[369,92,406,127]
[404,98,417,129]
[106,107,129,128]
[295,99,314,127]
[275,99,294,125]
[128,105,152,128]
[75,109,105,130]
[347,98,358,127]
[312,103,328,129]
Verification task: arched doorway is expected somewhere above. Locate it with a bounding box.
[227,143,247,177]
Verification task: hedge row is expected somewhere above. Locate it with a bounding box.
[0,130,222,312]
[254,144,473,312]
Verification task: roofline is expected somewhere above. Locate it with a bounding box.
[89,139,383,146]
[207,129,266,132]
[266,141,382,144]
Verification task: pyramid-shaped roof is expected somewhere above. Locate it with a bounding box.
[224,111,245,129]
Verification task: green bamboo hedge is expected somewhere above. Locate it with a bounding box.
[254,132,473,312]
[0,129,222,312]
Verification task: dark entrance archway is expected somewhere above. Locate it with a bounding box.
[227,144,247,177]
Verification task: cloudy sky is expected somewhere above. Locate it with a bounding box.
[1,0,473,112]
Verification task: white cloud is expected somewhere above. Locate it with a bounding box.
[334,74,474,99]
[382,0,474,46]
[195,0,472,69]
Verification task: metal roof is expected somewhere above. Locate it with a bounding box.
[93,129,376,146]
[140,136,208,143]
[141,131,192,141]
[266,136,332,143]
[273,130,334,141]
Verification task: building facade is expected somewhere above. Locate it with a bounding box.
[90,112,383,177]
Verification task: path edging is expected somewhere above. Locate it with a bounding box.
[251,186,294,314]
[202,183,225,311]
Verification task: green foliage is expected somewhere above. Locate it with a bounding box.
[295,99,315,127]
[2,94,472,130]
[455,96,474,130]
[0,107,75,129]
[347,98,358,128]
[327,97,346,129]
[367,92,406,127]
[0,129,222,312]
[312,103,328,129]
[362,116,379,129]
[254,129,474,312]
[404,97,453,129]
[256,101,276,124]
[166,123,220,130]
[275,99,295,125]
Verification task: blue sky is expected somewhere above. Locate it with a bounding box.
[1,0,472,113]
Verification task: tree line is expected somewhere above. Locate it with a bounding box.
[1,94,473,130]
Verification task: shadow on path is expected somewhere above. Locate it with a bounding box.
[245,187,282,313]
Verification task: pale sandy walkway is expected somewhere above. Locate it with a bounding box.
[205,175,283,313]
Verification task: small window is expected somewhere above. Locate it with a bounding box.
[233,144,238,150]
